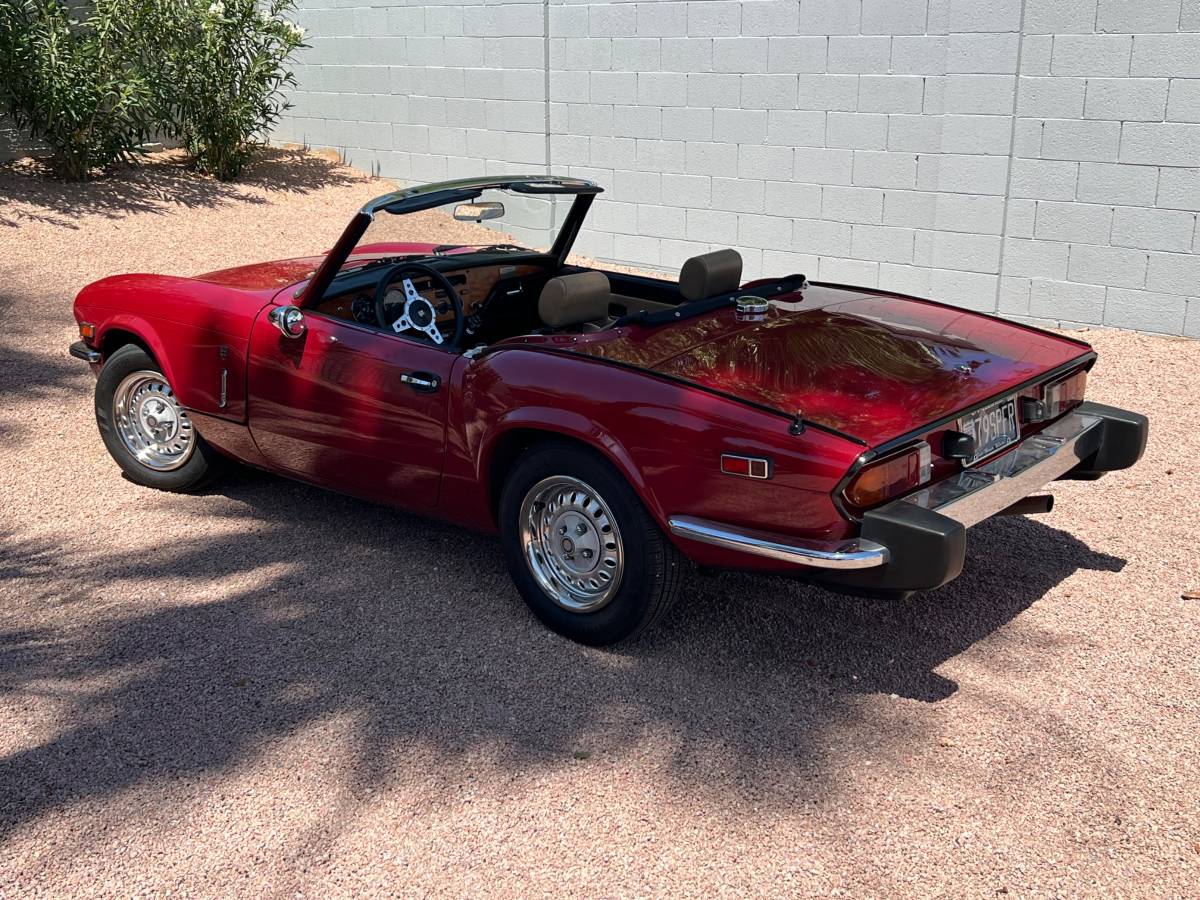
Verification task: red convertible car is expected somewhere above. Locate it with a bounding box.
[71,176,1148,645]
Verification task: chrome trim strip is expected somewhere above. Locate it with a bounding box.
[896,410,1104,528]
[668,516,889,570]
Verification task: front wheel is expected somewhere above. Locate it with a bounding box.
[95,344,224,492]
[499,442,683,645]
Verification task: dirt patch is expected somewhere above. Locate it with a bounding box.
[1,151,1198,897]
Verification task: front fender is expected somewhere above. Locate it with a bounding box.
[74,274,272,422]
[90,313,182,395]
[84,312,246,421]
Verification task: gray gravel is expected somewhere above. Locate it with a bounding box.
[1,151,1198,898]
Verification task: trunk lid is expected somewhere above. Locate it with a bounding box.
[575,284,1092,447]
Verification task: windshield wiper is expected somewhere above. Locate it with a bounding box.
[474,243,526,252]
[331,253,435,281]
[434,243,527,254]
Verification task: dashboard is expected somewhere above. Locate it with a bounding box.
[314,262,547,330]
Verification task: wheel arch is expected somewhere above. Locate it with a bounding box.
[481,414,667,531]
[100,327,154,360]
[94,317,181,391]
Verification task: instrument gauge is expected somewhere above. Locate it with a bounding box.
[351,295,375,324]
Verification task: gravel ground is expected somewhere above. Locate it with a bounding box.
[1,151,1198,898]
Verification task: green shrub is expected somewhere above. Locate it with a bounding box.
[0,0,306,182]
[155,0,306,181]
[0,0,153,180]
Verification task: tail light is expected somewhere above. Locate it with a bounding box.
[1043,369,1087,419]
[842,442,932,510]
[1022,369,1087,423]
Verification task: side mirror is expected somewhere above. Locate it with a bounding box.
[268,304,306,338]
[453,201,504,222]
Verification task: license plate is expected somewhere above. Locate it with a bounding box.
[957,396,1019,466]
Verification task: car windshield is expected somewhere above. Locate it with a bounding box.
[301,176,601,304]
[332,187,568,277]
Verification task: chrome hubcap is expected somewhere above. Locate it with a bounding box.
[519,475,624,612]
[113,370,195,471]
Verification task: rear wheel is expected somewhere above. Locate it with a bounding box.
[499,441,683,645]
[95,344,223,492]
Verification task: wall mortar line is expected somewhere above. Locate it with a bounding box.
[543,0,552,178]
[995,0,1032,316]
[543,0,555,243]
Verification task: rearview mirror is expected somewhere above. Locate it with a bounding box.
[453,201,504,222]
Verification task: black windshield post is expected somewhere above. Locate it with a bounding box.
[550,193,594,266]
[295,211,372,308]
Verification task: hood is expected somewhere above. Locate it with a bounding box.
[569,284,1093,447]
[193,243,460,297]
[195,257,323,293]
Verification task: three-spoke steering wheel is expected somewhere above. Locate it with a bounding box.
[374,262,465,348]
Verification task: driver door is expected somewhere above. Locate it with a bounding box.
[246,308,455,509]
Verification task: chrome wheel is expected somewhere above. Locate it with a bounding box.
[112,370,195,472]
[519,475,625,613]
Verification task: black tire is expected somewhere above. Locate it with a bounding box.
[95,344,224,492]
[499,441,684,645]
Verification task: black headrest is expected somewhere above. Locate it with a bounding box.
[679,249,743,302]
[538,271,611,328]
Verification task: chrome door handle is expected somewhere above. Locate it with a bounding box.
[400,371,440,392]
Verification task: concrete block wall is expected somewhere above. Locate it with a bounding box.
[998,1,1200,335]
[277,1,550,180]
[276,0,1200,337]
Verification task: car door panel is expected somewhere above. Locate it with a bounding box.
[246,310,454,509]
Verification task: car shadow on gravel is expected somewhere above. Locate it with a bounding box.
[0,467,1125,838]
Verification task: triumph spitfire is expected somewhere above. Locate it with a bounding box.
[71,176,1148,644]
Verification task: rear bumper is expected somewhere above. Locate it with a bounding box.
[668,516,889,570]
[668,401,1148,592]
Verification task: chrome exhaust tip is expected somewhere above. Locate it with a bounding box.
[998,494,1054,516]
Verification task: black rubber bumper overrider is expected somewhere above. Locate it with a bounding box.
[826,504,966,594]
[1060,401,1149,477]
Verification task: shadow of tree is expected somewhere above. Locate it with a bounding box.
[0,288,87,444]
[0,145,371,442]
[0,464,1125,840]
[0,148,361,229]
[0,337,79,412]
